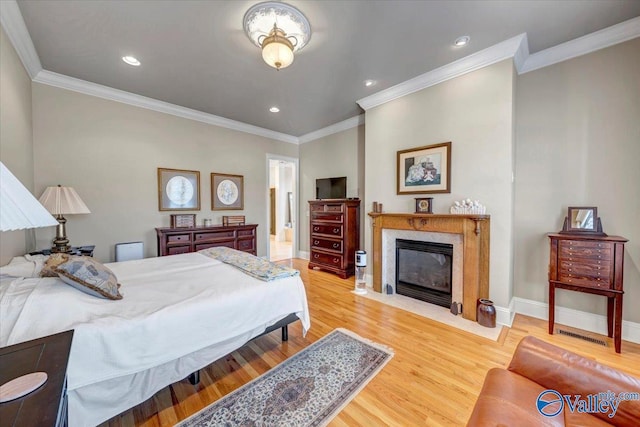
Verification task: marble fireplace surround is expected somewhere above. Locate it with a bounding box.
[369,213,490,321]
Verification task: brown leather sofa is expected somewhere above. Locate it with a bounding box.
[467,336,640,426]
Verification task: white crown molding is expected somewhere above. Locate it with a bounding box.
[357,34,527,111]
[520,16,640,74]
[511,297,640,344]
[298,114,365,144]
[33,70,299,144]
[0,0,42,78]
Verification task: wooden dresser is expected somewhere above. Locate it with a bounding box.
[548,233,628,353]
[156,224,257,256]
[308,199,360,278]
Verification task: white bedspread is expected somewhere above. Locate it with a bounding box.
[1,252,310,426]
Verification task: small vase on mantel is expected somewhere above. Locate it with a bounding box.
[477,298,496,328]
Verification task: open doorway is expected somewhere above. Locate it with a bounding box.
[267,156,297,261]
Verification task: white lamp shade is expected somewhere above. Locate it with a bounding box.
[39,186,90,215]
[0,162,58,231]
[262,42,294,69]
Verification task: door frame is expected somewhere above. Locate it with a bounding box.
[265,154,299,260]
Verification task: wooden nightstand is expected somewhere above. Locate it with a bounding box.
[0,330,74,427]
[29,245,95,257]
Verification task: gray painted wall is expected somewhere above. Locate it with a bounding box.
[31,84,298,262]
[514,38,640,323]
[299,125,365,253]
[364,60,516,308]
[0,27,35,264]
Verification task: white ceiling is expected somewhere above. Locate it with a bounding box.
[9,0,640,139]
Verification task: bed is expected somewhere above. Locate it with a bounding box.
[0,250,310,427]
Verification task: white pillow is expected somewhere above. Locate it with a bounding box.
[0,254,48,278]
[0,256,36,278]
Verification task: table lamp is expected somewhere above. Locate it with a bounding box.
[38,185,90,253]
[0,161,58,402]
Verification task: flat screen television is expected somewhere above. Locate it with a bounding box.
[316,177,347,199]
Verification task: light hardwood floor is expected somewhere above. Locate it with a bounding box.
[101,258,640,426]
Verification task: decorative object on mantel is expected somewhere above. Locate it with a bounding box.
[450,198,486,214]
[415,197,433,214]
[558,206,606,236]
[397,141,451,195]
[477,299,496,328]
[372,201,383,213]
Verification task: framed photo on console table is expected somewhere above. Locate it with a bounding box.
[158,168,200,211]
[211,173,244,210]
[397,142,451,194]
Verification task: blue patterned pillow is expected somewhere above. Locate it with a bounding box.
[55,257,123,300]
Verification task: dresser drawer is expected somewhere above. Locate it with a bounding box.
[238,228,255,237]
[167,245,191,255]
[194,241,234,251]
[557,273,611,289]
[311,212,343,222]
[237,237,255,252]
[559,240,611,260]
[559,260,610,278]
[311,237,343,253]
[195,230,235,241]
[310,203,344,212]
[167,234,191,243]
[311,223,343,238]
[310,251,343,267]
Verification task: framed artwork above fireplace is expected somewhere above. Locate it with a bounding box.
[397,142,451,194]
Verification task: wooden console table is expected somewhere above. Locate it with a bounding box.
[548,233,628,353]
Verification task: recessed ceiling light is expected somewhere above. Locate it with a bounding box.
[364,79,376,87]
[454,36,470,47]
[269,106,280,113]
[122,56,141,66]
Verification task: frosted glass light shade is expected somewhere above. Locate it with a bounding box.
[39,186,90,215]
[262,36,294,69]
[0,162,58,231]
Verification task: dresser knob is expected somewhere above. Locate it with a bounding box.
[314,240,319,245]
[313,227,319,232]
[333,228,340,233]
[314,254,319,259]
[333,258,339,263]
[333,243,340,248]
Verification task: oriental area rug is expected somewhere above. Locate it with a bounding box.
[175,329,394,427]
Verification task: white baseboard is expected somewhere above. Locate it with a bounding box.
[298,251,309,260]
[497,297,640,344]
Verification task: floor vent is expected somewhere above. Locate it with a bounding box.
[557,329,607,346]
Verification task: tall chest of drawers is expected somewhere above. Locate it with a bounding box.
[308,199,360,278]
[548,233,628,353]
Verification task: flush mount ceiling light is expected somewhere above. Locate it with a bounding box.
[269,106,280,113]
[454,36,470,47]
[122,56,141,66]
[243,2,311,70]
[364,79,376,87]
